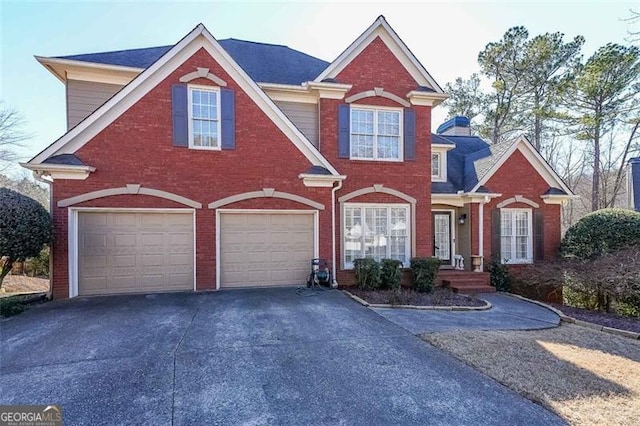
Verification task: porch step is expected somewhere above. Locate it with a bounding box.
[448,284,496,294]
[436,271,490,286]
[440,270,495,294]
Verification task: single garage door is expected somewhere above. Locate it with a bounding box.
[219,212,314,288]
[78,211,194,296]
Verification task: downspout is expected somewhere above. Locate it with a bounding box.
[331,179,343,288]
[33,171,54,300]
[478,199,484,270]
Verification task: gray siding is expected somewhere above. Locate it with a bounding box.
[66,79,124,129]
[273,100,318,147]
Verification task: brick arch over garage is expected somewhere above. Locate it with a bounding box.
[57,184,202,208]
[208,188,325,210]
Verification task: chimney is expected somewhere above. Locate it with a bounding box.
[436,116,471,136]
[629,157,640,212]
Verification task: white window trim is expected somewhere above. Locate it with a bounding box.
[431,149,447,182]
[500,208,533,265]
[188,84,221,150]
[342,202,411,269]
[349,105,403,162]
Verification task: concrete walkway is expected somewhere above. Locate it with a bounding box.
[373,293,560,334]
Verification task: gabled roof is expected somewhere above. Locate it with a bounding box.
[469,135,573,196]
[54,39,330,85]
[315,15,444,93]
[27,24,339,176]
[432,134,574,197]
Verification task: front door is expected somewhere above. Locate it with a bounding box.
[432,212,452,263]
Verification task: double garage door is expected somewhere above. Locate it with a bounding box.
[77,211,314,296]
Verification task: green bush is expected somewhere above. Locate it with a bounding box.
[616,295,640,317]
[0,188,52,289]
[563,285,598,310]
[353,258,381,290]
[487,258,510,291]
[561,209,640,260]
[0,296,29,317]
[410,257,440,293]
[380,259,403,290]
[24,246,50,278]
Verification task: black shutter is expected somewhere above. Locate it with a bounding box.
[338,104,350,158]
[171,84,188,147]
[404,109,416,160]
[533,209,544,261]
[220,88,235,150]
[491,209,501,261]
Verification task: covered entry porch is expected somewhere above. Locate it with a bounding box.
[432,194,497,293]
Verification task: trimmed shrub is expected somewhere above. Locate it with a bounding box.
[561,208,640,260]
[487,258,510,291]
[353,258,381,290]
[0,188,52,289]
[380,259,403,290]
[410,257,440,293]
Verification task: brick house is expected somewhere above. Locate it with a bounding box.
[23,17,573,299]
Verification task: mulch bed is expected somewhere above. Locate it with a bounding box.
[347,287,487,307]
[549,303,640,333]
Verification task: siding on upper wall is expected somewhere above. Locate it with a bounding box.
[66,79,124,129]
[273,100,319,147]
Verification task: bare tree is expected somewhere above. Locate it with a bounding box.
[0,102,30,170]
[624,9,640,44]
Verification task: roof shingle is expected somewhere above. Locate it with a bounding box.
[56,39,330,85]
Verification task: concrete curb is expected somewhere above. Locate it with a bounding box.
[342,290,492,311]
[505,293,640,340]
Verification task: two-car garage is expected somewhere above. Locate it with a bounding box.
[73,210,316,297]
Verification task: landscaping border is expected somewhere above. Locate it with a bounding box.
[342,290,492,311]
[506,293,640,340]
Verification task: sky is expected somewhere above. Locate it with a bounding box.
[1,1,638,177]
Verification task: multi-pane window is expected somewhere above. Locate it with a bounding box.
[344,204,410,268]
[189,87,220,149]
[501,209,532,264]
[432,153,441,179]
[350,107,402,161]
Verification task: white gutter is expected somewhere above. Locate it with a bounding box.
[331,179,343,288]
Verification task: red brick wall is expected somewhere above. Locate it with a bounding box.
[482,149,562,263]
[50,47,333,298]
[319,36,432,285]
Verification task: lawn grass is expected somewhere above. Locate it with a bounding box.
[421,325,640,425]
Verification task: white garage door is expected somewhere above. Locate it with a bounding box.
[219,212,314,288]
[77,211,194,296]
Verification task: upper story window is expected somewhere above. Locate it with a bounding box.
[431,149,447,182]
[188,86,220,149]
[501,209,532,264]
[350,107,402,161]
[432,153,442,179]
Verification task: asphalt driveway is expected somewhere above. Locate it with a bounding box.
[1,288,563,425]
